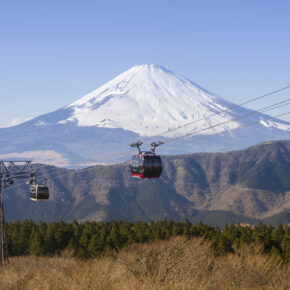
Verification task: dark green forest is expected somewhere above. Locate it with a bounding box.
[6,220,290,263]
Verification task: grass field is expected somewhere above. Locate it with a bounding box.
[0,237,289,290]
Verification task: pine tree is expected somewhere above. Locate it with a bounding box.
[281,226,290,263]
[29,228,44,256]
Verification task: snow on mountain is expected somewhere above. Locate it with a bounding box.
[60,64,244,136]
[260,119,290,131]
[0,64,289,167]
[55,64,289,137]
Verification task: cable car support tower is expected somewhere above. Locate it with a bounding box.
[0,161,43,266]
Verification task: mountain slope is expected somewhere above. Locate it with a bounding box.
[63,64,245,136]
[61,64,290,136]
[3,140,290,225]
[0,65,289,167]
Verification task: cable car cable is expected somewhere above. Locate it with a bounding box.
[65,85,290,158]
[139,84,290,141]
[162,98,290,144]
[83,97,290,163]
[40,105,290,181]
[37,99,290,180]
[158,110,290,151]
[6,98,288,184]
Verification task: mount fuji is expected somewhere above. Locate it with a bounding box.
[1,64,289,167]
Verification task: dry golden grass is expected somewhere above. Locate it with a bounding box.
[0,237,289,290]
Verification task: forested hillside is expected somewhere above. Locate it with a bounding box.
[3,140,290,225]
[6,220,290,263]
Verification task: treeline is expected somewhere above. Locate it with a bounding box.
[6,220,290,262]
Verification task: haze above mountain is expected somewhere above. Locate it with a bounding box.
[0,64,289,167]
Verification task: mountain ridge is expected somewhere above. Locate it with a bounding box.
[3,140,290,226]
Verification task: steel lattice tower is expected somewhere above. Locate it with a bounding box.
[0,161,38,266]
[0,182,9,265]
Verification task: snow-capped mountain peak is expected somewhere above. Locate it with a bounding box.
[1,64,289,167]
[61,64,243,136]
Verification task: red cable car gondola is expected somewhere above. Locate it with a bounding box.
[130,141,163,178]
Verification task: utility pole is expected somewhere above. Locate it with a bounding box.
[0,161,42,266]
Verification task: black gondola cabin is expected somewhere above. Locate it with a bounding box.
[30,184,49,201]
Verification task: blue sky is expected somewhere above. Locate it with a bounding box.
[1,0,290,127]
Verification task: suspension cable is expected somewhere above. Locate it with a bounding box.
[141,85,290,141]
[163,98,290,144]
[21,106,290,182]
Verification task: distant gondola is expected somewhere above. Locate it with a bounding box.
[130,141,163,178]
[28,175,50,201]
[30,184,50,201]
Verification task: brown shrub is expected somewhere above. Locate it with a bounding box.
[0,237,289,290]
